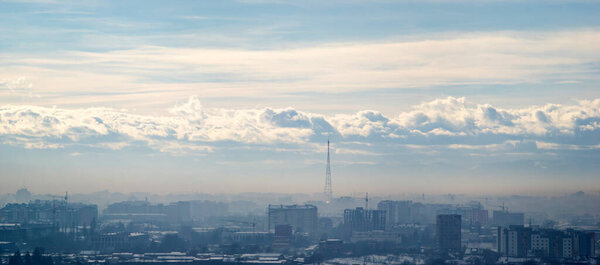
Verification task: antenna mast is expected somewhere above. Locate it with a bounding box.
[324,139,333,202]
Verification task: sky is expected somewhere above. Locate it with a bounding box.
[1,0,599,196]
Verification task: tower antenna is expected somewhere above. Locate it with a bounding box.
[324,138,333,203]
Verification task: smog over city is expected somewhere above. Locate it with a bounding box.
[0,1,599,264]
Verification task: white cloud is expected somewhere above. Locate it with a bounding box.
[0,76,39,98]
[335,148,382,156]
[1,30,598,108]
[0,76,32,91]
[0,96,599,155]
[396,97,600,138]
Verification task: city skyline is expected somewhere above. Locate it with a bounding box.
[1,0,599,195]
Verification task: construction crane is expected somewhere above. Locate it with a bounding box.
[348,192,370,210]
[489,202,507,212]
[46,192,68,231]
[47,192,68,202]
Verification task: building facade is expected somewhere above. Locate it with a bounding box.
[343,207,386,240]
[436,214,462,252]
[497,226,595,259]
[267,204,318,238]
[377,200,412,229]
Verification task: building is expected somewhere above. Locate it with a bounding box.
[317,239,343,257]
[272,224,292,250]
[103,200,191,224]
[0,223,56,243]
[497,226,595,259]
[268,204,318,238]
[572,229,595,258]
[343,207,386,240]
[531,232,549,256]
[497,225,532,257]
[104,200,163,214]
[412,203,453,224]
[91,232,128,251]
[350,230,403,244]
[0,200,97,228]
[468,209,489,227]
[230,231,272,245]
[377,200,412,229]
[166,201,192,224]
[436,214,462,252]
[493,211,524,227]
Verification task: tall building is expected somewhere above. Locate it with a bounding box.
[166,201,192,224]
[436,214,462,252]
[497,225,532,257]
[572,230,596,258]
[0,200,98,228]
[268,204,318,238]
[467,209,489,226]
[377,200,412,229]
[497,226,595,259]
[343,207,386,240]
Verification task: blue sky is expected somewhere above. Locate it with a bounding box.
[1,0,599,195]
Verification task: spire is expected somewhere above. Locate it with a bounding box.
[324,138,333,203]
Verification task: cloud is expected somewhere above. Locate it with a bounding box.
[0,96,599,156]
[335,148,382,156]
[0,77,32,91]
[395,97,600,142]
[0,76,40,98]
[1,30,598,108]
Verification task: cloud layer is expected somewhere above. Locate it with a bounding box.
[1,96,599,155]
[2,30,599,109]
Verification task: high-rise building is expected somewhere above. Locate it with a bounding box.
[449,202,488,227]
[436,214,462,252]
[0,200,98,227]
[167,201,192,224]
[268,204,318,238]
[377,200,412,229]
[343,207,386,240]
[497,226,595,259]
[572,230,596,258]
[497,225,532,257]
[468,209,489,226]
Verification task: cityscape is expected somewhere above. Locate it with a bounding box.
[0,141,598,264]
[2,0,600,264]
